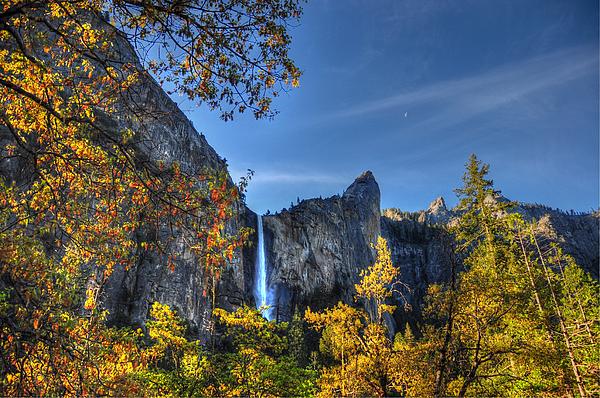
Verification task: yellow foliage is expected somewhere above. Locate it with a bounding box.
[0,2,254,395]
[305,236,404,397]
[146,302,190,361]
[355,236,399,322]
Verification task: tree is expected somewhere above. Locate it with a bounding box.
[387,322,437,397]
[425,155,538,396]
[519,229,599,397]
[1,0,302,121]
[0,289,147,395]
[0,0,302,393]
[453,154,514,260]
[355,235,405,324]
[207,306,316,398]
[306,237,401,397]
[133,302,208,397]
[288,307,309,367]
[306,302,384,397]
[556,253,599,396]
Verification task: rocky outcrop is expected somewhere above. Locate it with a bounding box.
[419,197,451,224]
[262,171,381,321]
[380,210,453,326]
[517,205,599,278]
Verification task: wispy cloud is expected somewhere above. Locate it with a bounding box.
[325,47,383,77]
[230,169,347,185]
[331,46,598,129]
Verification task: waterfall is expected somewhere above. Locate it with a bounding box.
[254,215,273,320]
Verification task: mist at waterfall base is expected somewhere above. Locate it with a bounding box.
[254,215,275,320]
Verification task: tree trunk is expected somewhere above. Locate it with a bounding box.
[434,236,458,397]
[531,229,587,397]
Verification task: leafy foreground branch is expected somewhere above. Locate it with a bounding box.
[1,0,301,395]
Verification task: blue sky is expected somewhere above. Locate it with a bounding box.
[181,0,599,214]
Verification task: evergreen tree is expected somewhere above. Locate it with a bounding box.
[426,154,599,397]
[288,308,309,367]
[556,255,599,395]
[429,155,536,396]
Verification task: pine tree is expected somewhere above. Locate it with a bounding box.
[556,255,599,395]
[288,308,308,367]
[426,154,598,397]
[430,155,534,396]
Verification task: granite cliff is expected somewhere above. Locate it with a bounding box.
[262,171,381,321]
[0,15,256,341]
[93,42,258,339]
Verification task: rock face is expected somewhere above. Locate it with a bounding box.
[516,205,599,278]
[102,205,257,340]
[97,53,257,339]
[0,14,257,341]
[380,209,453,327]
[262,171,381,321]
[419,197,451,224]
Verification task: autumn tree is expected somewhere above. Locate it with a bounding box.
[208,305,316,397]
[387,322,438,397]
[355,235,405,324]
[0,0,302,394]
[132,302,207,396]
[306,236,402,397]
[423,155,538,396]
[135,304,316,397]
[512,223,599,397]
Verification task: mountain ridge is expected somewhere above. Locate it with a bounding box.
[262,171,598,333]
